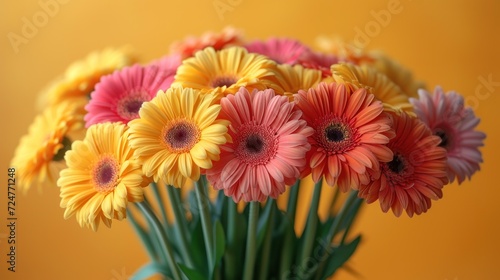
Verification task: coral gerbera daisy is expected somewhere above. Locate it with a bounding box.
[172,47,277,99]
[10,100,86,193]
[244,37,310,65]
[58,123,146,231]
[295,82,394,191]
[206,87,313,202]
[329,63,414,113]
[84,64,172,126]
[170,26,244,59]
[410,86,486,184]
[44,47,137,107]
[358,111,449,217]
[128,87,230,187]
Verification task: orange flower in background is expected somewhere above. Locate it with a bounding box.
[358,111,449,217]
[170,26,244,59]
[11,100,86,193]
[295,82,394,191]
[172,46,277,99]
[128,87,230,187]
[206,87,313,202]
[58,123,145,231]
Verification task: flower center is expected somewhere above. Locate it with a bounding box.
[162,119,200,153]
[434,129,450,149]
[92,155,119,193]
[314,115,356,155]
[52,136,72,162]
[117,90,151,121]
[235,124,278,166]
[387,154,405,174]
[211,75,238,88]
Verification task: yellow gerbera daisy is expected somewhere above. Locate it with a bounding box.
[265,64,322,100]
[42,46,137,108]
[171,46,276,99]
[128,87,230,187]
[328,63,414,113]
[314,35,375,65]
[11,100,86,193]
[58,123,146,231]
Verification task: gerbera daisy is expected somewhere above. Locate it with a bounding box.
[45,47,137,107]
[314,35,375,65]
[329,63,414,113]
[58,123,146,231]
[410,87,486,184]
[265,64,323,100]
[148,53,182,88]
[295,82,394,191]
[172,47,277,99]
[128,87,230,187]
[358,111,449,217]
[84,64,172,126]
[244,37,310,65]
[11,100,86,193]
[170,26,244,59]
[206,87,313,202]
[298,51,339,77]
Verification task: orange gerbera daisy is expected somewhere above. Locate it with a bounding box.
[358,111,449,217]
[295,82,394,191]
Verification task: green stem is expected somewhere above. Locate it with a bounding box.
[279,179,301,277]
[224,199,238,279]
[136,201,181,280]
[167,186,195,267]
[150,182,170,226]
[194,179,214,270]
[242,201,260,280]
[126,206,157,261]
[314,190,360,280]
[258,200,276,280]
[298,178,323,270]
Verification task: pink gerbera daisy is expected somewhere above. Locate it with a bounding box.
[148,54,182,89]
[206,87,313,202]
[244,38,310,65]
[410,86,486,184]
[298,51,340,77]
[358,111,449,217]
[84,64,172,127]
[295,82,395,191]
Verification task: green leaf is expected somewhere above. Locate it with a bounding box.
[190,217,209,274]
[130,262,169,280]
[213,220,226,265]
[178,263,206,280]
[319,235,362,280]
[256,200,274,248]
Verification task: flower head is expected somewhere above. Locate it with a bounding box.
[295,82,394,191]
[245,37,310,64]
[329,63,414,113]
[148,54,182,88]
[58,123,146,231]
[85,64,172,126]
[172,47,277,99]
[170,26,244,59]
[11,101,86,193]
[358,111,449,217]
[128,87,230,187]
[410,87,486,183]
[298,51,339,77]
[44,47,137,107]
[265,64,322,100]
[206,87,313,202]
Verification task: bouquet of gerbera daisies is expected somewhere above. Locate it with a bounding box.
[11,27,485,279]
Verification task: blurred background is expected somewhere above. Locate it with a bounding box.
[1,0,499,279]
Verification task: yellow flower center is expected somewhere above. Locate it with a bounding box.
[162,119,200,153]
[91,155,119,193]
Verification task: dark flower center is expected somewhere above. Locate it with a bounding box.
[325,125,345,142]
[124,100,143,115]
[387,155,405,174]
[245,134,264,153]
[97,164,115,185]
[92,156,119,193]
[164,121,200,152]
[435,130,449,148]
[211,76,238,88]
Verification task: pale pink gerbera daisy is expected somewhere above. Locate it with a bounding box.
[148,54,182,89]
[244,38,311,65]
[295,82,395,192]
[410,86,486,184]
[206,87,313,202]
[85,64,172,127]
[358,111,449,217]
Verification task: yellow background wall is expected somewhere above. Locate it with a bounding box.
[1,0,499,279]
